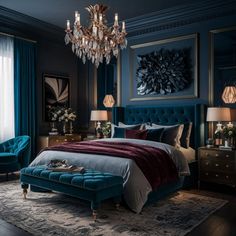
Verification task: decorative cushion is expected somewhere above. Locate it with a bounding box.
[180,122,193,148]
[146,128,164,142]
[146,124,184,148]
[111,123,142,138]
[125,129,147,140]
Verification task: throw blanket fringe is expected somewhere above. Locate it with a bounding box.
[45,141,178,190]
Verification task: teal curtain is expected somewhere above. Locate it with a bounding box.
[14,38,37,161]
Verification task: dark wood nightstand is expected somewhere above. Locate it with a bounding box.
[37,134,81,153]
[198,147,236,188]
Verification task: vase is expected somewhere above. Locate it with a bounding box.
[69,121,73,134]
[62,122,68,135]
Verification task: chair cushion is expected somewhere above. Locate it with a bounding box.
[21,167,123,191]
[0,153,17,164]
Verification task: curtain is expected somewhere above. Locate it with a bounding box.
[14,38,37,160]
[0,35,15,142]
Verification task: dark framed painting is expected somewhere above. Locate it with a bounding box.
[43,74,70,121]
[129,33,198,101]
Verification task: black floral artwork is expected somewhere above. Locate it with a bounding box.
[136,48,192,95]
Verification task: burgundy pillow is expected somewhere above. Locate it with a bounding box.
[125,129,147,140]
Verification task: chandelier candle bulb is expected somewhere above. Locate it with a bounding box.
[99,14,103,23]
[114,13,118,26]
[66,20,70,31]
[122,21,126,32]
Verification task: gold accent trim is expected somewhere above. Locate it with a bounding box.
[0,31,37,43]
[208,26,236,106]
[129,33,198,101]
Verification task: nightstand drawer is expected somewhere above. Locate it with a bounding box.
[200,149,234,161]
[200,159,235,172]
[200,171,236,186]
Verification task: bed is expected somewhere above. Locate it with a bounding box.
[31,104,205,213]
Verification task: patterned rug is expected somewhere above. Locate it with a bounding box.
[0,181,227,236]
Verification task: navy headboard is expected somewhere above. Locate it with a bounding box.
[112,104,205,149]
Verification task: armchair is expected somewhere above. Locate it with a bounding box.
[0,136,31,179]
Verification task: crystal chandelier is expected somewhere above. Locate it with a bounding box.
[65,4,127,68]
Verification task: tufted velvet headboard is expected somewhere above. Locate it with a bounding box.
[112,104,205,149]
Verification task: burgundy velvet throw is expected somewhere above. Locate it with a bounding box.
[45,141,178,190]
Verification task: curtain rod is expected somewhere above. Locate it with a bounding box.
[0,31,37,43]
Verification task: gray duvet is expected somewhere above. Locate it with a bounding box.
[30,138,190,213]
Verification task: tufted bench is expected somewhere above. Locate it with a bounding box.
[20,166,123,220]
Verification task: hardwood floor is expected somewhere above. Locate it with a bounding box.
[0,173,235,236]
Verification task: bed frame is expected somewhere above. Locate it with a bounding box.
[112,104,206,203]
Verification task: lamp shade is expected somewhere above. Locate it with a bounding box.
[222,86,236,103]
[90,110,108,121]
[103,94,115,108]
[206,107,231,122]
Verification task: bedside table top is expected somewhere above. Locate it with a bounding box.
[199,146,235,152]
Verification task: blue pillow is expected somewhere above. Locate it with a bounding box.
[113,127,126,138]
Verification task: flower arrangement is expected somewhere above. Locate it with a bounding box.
[101,122,111,138]
[48,107,76,122]
[222,126,236,139]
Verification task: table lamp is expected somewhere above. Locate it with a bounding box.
[206,107,231,145]
[90,110,108,138]
[103,94,115,108]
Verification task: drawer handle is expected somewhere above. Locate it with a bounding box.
[205,172,209,176]
[215,163,219,167]
[56,140,59,142]
[225,154,230,158]
[226,175,229,179]
[205,162,209,166]
[206,153,209,156]
[215,154,219,157]
[64,139,68,142]
[226,165,229,168]
[215,174,219,177]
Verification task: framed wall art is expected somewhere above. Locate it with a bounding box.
[129,33,198,101]
[43,74,70,121]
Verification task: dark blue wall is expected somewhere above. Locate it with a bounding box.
[119,0,236,107]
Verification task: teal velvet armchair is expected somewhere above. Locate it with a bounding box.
[0,136,31,179]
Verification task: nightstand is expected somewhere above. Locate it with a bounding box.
[37,134,81,153]
[198,147,236,188]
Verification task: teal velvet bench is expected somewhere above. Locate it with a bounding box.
[20,166,123,220]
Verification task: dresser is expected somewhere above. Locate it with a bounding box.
[198,147,236,188]
[37,134,81,153]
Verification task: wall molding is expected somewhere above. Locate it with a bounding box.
[125,0,236,38]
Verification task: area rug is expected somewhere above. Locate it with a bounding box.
[0,181,227,236]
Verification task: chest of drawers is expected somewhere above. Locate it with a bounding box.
[198,147,236,187]
[37,134,81,153]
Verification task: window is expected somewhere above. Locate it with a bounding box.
[0,35,14,142]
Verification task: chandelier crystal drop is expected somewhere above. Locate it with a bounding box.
[65,4,127,68]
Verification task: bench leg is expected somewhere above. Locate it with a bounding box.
[113,195,122,210]
[21,183,29,199]
[91,201,100,221]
